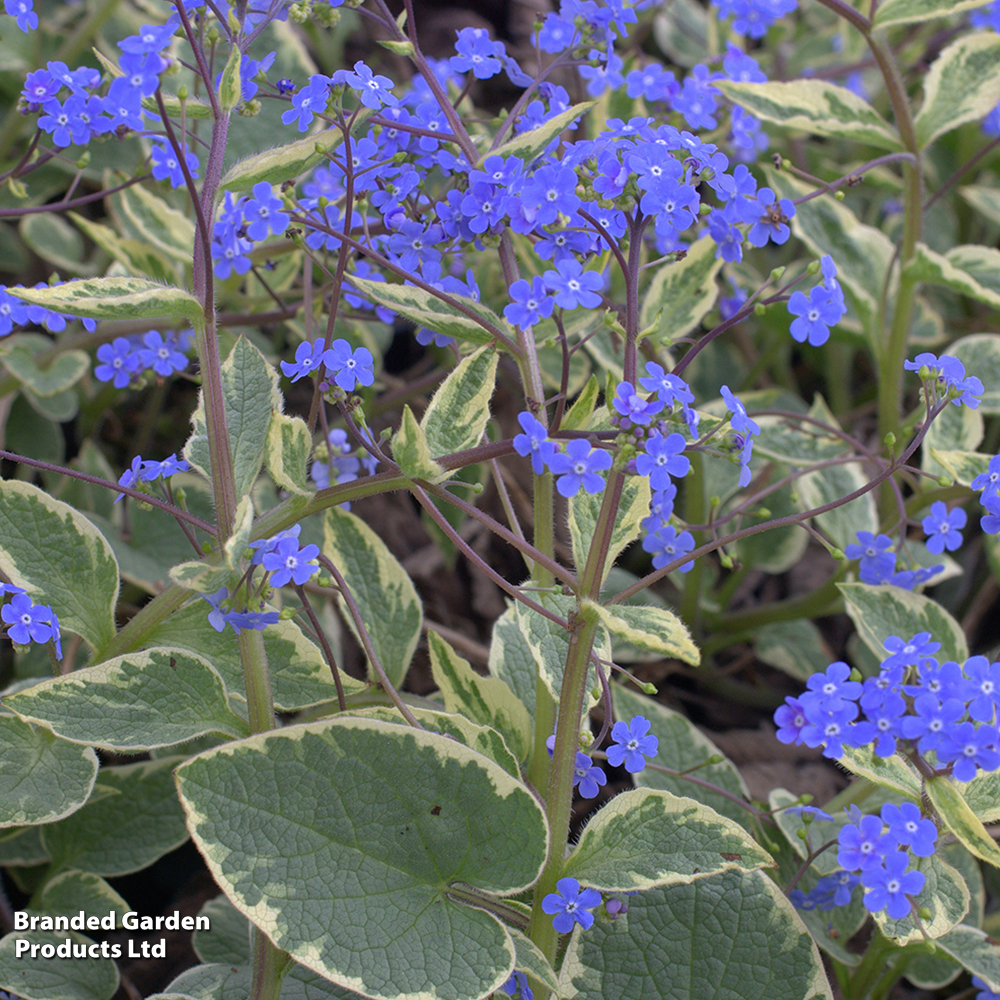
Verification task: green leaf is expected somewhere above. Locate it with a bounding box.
[42,758,189,876]
[69,212,177,284]
[562,374,600,431]
[0,826,50,866]
[427,630,531,763]
[873,849,970,944]
[508,929,558,995]
[392,404,445,482]
[959,184,1000,228]
[951,333,1000,414]
[346,706,520,779]
[558,870,832,1000]
[589,601,699,665]
[927,775,1000,869]
[0,715,98,828]
[265,412,312,495]
[143,601,360,713]
[836,744,923,799]
[796,461,877,551]
[185,336,281,499]
[905,242,1000,311]
[31,869,129,925]
[715,78,901,150]
[563,788,772,891]
[0,931,119,1000]
[21,211,90,275]
[4,648,250,751]
[110,183,196,265]
[755,620,832,683]
[192,897,250,965]
[933,924,1000,990]
[638,235,724,342]
[219,112,375,193]
[164,961,368,999]
[7,277,202,326]
[421,345,498,463]
[487,102,594,166]
[0,341,88,398]
[223,497,255,572]
[568,474,649,587]
[874,0,995,27]
[922,395,983,481]
[766,168,895,342]
[515,592,608,708]
[348,276,510,349]
[838,582,968,665]
[488,606,537,716]
[0,480,118,651]
[615,685,751,829]
[323,505,423,689]
[175,717,549,1000]
[963,769,1000,823]
[915,32,1000,149]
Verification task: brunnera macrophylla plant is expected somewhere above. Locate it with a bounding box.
[1,0,1000,999]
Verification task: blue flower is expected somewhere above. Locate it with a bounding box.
[150,138,199,188]
[972,976,1000,1000]
[547,439,613,498]
[921,500,966,554]
[513,412,556,475]
[638,362,694,408]
[450,27,504,79]
[504,277,554,330]
[2,593,53,644]
[342,60,398,110]
[860,850,925,920]
[773,697,807,744]
[95,337,141,388]
[746,188,795,247]
[501,970,533,1000]
[971,455,1000,498]
[5,0,37,31]
[837,808,894,872]
[606,716,658,772]
[261,538,321,588]
[634,432,690,489]
[542,258,604,311]
[880,633,940,671]
[612,382,663,427]
[719,385,760,435]
[787,284,843,347]
[281,74,331,131]
[541,877,603,933]
[880,802,937,858]
[281,340,327,382]
[243,182,289,241]
[845,531,896,581]
[323,340,375,392]
[138,330,189,377]
[572,752,607,798]
[937,721,1000,782]
[785,805,834,822]
[641,524,696,573]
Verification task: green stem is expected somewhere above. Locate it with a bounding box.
[249,926,289,1000]
[238,628,275,735]
[845,931,898,1000]
[679,452,706,633]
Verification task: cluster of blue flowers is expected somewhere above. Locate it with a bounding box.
[212,184,291,279]
[788,801,934,920]
[94,330,194,388]
[310,427,379,493]
[905,352,984,411]
[115,452,190,502]
[279,338,375,394]
[971,454,1000,536]
[844,531,943,590]
[0,283,98,338]
[202,586,280,635]
[548,715,659,804]
[775,635,1000,779]
[0,582,61,657]
[249,524,321,589]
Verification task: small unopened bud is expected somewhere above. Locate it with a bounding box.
[834,190,845,201]
[754,302,767,317]
[201,541,213,554]
[884,431,896,448]
[797,828,808,840]
[937,475,952,488]
[177,85,189,100]
[830,547,845,560]
[769,266,785,282]
[917,907,932,920]
[579,729,594,749]
[806,260,820,276]
[640,682,657,695]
